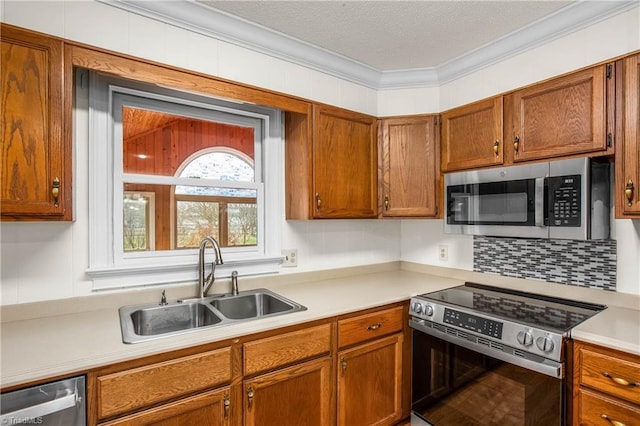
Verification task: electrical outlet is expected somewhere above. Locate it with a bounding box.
[282,249,298,267]
[438,245,449,261]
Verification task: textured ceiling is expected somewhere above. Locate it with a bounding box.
[199,1,573,71]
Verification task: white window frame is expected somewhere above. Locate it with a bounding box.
[86,73,283,290]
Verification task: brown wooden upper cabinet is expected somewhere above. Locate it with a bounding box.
[379,115,440,217]
[285,104,378,219]
[506,64,612,164]
[617,54,640,217]
[1,25,71,220]
[440,96,503,172]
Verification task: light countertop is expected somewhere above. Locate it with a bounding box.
[1,262,638,388]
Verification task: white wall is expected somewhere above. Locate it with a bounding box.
[1,1,639,304]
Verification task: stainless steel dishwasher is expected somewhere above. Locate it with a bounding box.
[0,376,85,425]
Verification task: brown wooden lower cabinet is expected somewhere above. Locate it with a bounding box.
[573,340,640,426]
[243,357,333,426]
[81,302,410,426]
[99,387,232,426]
[337,333,404,426]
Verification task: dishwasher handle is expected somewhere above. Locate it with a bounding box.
[0,390,78,423]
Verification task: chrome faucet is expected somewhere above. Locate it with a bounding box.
[199,236,223,298]
[231,270,239,296]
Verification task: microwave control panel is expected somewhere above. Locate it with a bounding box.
[547,174,581,227]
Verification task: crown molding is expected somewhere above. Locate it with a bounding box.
[100,0,638,90]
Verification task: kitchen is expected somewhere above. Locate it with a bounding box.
[1,1,639,425]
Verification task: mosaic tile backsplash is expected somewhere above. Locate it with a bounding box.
[473,236,616,290]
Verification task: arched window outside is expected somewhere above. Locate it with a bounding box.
[175,150,257,248]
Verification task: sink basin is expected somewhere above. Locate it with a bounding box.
[119,288,306,343]
[209,290,300,319]
[129,302,222,336]
[121,301,222,341]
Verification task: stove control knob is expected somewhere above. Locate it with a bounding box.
[516,331,533,347]
[412,302,422,314]
[424,305,434,317]
[535,336,555,353]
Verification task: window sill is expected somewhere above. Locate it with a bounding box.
[88,256,283,291]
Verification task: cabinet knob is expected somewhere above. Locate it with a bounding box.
[247,386,254,410]
[341,357,347,375]
[223,393,230,418]
[493,140,500,156]
[52,177,60,207]
[384,195,390,210]
[315,193,321,209]
[625,180,634,206]
[514,136,520,153]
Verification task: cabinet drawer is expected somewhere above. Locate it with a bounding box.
[97,347,232,419]
[338,306,404,348]
[580,346,640,405]
[244,324,331,375]
[578,388,640,426]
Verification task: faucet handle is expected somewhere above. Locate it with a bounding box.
[160,290,168,306]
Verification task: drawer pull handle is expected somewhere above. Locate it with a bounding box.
[602,372,640,387]
[315,193,321,209]
[341,357,347,375]
[493,140,500,156]
[367,322,382,331]
[601,414,626,426]
[384,195,390,210]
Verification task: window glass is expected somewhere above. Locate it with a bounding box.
[123,192,155,251]
[120,106,260,252]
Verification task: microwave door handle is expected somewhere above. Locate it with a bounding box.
[535,178,545,226]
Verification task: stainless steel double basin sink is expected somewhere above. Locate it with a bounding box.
[119,289,306,343]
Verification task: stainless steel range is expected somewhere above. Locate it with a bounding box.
[409,282,605,426]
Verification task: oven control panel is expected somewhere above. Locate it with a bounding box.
[409,297,564,362]
[443,308,503,339]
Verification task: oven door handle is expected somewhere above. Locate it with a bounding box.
[410,318,564,379]
[535,177,545,227]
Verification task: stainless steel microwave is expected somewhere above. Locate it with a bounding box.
[444,158,611,240]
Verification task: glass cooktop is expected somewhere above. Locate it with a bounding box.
[418,282,606,333]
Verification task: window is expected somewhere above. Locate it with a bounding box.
[86,72,283,290]
[174,150,257,249]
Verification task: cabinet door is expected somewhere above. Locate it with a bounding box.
[617,54,640,216]
[313,104,377,218]
[337,333,403,426]
[380,115,439,217]
[99,387,232,426]
[244,357,333,426]
[1,25,70,220]
[441,97,503,172]
[510,65,608,163]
